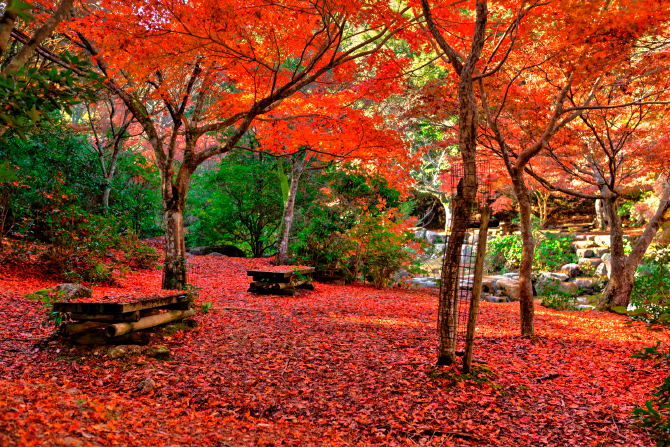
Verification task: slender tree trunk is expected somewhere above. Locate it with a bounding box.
[101,186,112,212]
[595,199,607,231]
[511,171,535,336]
[160,168,191,290]
[276,155,308,265]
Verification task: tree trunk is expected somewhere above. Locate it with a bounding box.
[511,172,535,337]
[437,194,471,365]
[276,155,308,265]
[101,186,111,213]
[595,199,607,231]
[599,180,670,309]
[162,205,187,289]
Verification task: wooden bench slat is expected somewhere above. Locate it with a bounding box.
[53,294,190,314]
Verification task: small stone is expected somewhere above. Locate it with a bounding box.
[145,346,172,360]
[63,437,83,447]
[137,378,156,393]
[576,304,595,311]
[107,345,144,360]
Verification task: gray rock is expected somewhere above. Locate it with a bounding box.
[595,262,608,277]
[410,277,439,289]
[482,277,497,294]
[536,273,569,294]
[594,235,611,247]
[576,304,595,311]
[484,295,507,303]
[25,283,93,301]
[208,252,226,257]
[414,228,427,239]
[576,295,595,305]
[561,263,581,278]
[574,278,595,292]
[183,215,199,227]
[433,243,446,253]
[425,230,439,245]
[559,281,579,295]
[189,245,246,257]
[107,345,144,360]
[394,269,409,280]
[601,252,611,262]
[593,247,610,257]
[145,346,172,360]
[496,279,520,302]
[578,257,602,268]
[571,241,597,251]
[544,272,570,282]
[576,248,595,258]
[573,234,587,241]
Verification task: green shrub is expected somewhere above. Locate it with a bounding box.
[615,292,670,446]
[534,233,576,271]
[538,277,578,311]
[485,234,522,272]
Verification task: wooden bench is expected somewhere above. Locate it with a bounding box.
[247,267,316,296]
[54,294,195,344]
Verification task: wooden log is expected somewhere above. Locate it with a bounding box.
[59,321,107,337]
[70,311,140,322]
[71,330,151,345]
[462,206,491,374]
[140,309,161,317]
[105,309,196,338]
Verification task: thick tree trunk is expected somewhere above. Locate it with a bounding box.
[599,181,670,309]
[276,155,308,265]
[511,172,535,336]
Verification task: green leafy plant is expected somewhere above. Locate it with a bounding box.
[539,277,578,311]
[25,288,68,327]
[614,292,670,446]
[200,301,213,314]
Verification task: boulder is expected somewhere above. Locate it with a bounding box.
[414,228,427,240]
[595,262,608,277]
[209,252,226,257]
[573,234,586,241]
[594,235,611,247]
[433,243,446,253]
[484,295,507,303]
[25,283,93,301]
[601,252,611,262]
[561,263,581,278]
[425,230,439,245]
[574,278,595,293]
[107,345,144,360]
[593,247,610,257]
[409,277,439,289]
[496,279,520,302]
[576,248,595,258]
[482,277,497,294]
[189,245,246,257]
[571,241,597,251]
[559,281,579,295]
[578,257,602,268]
[541,272,570,282]
[183,215,199,227]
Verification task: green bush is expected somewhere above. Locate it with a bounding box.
[615,291,670,446]
[350,214,425,288]
[538,277,578,311]
[534,233,576,271]
[485,232,576,273]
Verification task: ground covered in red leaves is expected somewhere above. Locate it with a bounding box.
[0,256,666,446]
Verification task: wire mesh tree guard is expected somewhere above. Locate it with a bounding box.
[439,160,493,370]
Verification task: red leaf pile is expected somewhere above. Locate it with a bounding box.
[0,256,666,445]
